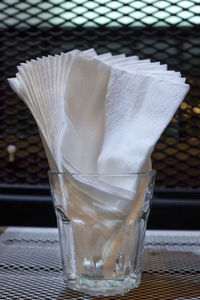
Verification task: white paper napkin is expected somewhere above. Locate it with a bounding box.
[60,52,189,185]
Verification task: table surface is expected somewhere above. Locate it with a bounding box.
[0,227,200,300]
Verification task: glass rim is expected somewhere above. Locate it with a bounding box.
[48,169,156,177]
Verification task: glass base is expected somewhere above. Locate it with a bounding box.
[65,272,141,296]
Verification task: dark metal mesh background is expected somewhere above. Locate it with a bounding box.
[0,0,200,187]
[0,228,200,300]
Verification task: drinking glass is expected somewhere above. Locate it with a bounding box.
[49,170,156,296]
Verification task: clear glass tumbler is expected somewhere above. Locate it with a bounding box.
[49,170,156,296]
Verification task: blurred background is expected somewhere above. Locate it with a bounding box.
[0,0,200,229]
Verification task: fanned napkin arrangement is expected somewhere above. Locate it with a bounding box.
[8,49,188,177]
[8,49,189,278]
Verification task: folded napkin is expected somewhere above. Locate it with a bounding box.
[61,53,189,181]
[8,49,96,170]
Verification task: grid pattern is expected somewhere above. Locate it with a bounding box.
[1,0,200,27]
[0,228,200,299]
[0,0,200,187]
